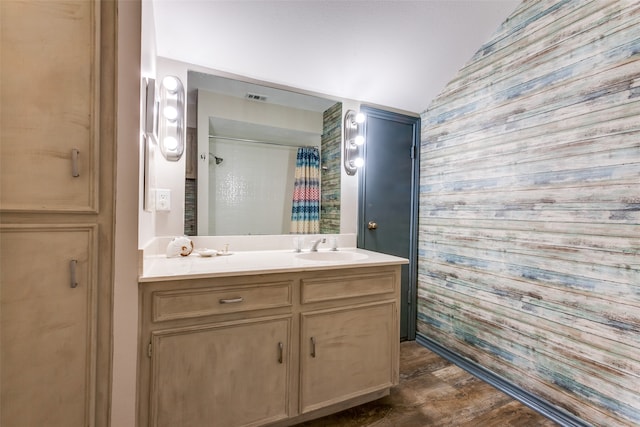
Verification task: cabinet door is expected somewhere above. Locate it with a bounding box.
[1,225,97,427]
[149,317,291,427]
[300,301,397,413]
[0,0,99,212]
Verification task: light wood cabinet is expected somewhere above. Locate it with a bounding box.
[0,0,100,213]
[149,317,291,427]
[0,1,115,426]
[140,279,294,427]
[138,266,400,427]
[0,226,97,427]
[300,302,396,414]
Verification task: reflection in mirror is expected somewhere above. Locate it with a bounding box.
[185,72,342,236]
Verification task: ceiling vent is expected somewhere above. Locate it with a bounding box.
[245,92,268,102]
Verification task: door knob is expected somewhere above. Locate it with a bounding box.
[368,221,378,230]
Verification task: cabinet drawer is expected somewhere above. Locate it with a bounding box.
[152,281,292,322]
[301,271,396,304]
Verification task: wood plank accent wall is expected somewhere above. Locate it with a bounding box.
[417,1,640,425]
[320,102,342,234]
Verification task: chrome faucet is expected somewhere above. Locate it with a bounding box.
[310,238,326,252]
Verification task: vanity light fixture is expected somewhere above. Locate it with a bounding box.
[343,109,366,175]
[158,75,185,161]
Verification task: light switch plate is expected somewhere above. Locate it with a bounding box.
[156,189,171,211]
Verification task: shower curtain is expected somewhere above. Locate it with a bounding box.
[290,147,320,234]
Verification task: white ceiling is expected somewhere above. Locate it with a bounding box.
[152,0,520,114]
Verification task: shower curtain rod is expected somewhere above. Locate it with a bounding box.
[208,134,318,149]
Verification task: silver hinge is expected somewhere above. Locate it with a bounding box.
[408,288,412,305]
[410,145,416,159]
[147,341,152,358]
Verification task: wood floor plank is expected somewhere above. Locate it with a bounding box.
[297,341,557,426]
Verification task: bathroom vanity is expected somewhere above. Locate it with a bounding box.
[138,248,406,427]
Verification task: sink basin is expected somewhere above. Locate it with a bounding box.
[296,251,369,262]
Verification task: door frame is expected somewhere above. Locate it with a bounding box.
[357,106,420,340]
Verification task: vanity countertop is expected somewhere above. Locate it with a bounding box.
[139,248,408,282]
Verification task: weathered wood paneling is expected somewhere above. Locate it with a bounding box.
[320,102,342,234]
[418,1,640,425]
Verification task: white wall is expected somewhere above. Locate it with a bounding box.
[138,0,157,247]
[138,48,189,244]
[112,1,141,427]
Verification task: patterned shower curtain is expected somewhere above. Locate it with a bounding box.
[290,147,320,234]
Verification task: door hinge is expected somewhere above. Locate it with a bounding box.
[408,288,412,305]
[147,341,152,358]
[410,144,416,159]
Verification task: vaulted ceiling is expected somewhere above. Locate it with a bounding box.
[152,1,520,114]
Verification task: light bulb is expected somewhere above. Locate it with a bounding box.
[164,136,178,151]
[353,157,364,168]
[163,105,178,120]
[162,76,179,92]
[355,112,365,123]
[355,135,365,145]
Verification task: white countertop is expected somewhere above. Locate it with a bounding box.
[139,248,408,282]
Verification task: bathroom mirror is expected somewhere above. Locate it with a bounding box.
[186,71,342,236]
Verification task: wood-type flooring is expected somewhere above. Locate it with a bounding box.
[296,340,558,427]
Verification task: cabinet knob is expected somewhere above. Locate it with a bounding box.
[367,221,378,230]
[310,337,316,358]
[278,342,283,364]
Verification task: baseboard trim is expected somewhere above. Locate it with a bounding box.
[415,334,592,427]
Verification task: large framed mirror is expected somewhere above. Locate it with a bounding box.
[185,71,342,236]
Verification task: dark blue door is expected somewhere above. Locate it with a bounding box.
[358,106,419,340]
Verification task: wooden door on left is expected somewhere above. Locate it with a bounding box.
[1,225,97,427]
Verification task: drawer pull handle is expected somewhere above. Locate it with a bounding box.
[70,259,78,288]
[219,297,243,304]
[278,342,283,364]
[310,337,316,358]
[71,148,80,177]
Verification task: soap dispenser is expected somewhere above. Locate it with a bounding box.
[330,236,339,251]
